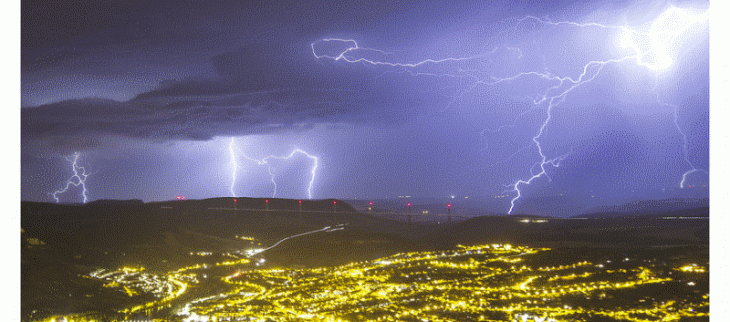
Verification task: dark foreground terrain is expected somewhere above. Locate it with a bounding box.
[21,198,708,321]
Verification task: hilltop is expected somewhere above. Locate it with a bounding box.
[21,197,709,320]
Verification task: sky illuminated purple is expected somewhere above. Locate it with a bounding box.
[21,0,709,215]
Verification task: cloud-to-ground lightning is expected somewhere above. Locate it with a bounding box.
[623,6,710,189]
[311,5,708,213]
[51,152,90,203]
[229,138,239,197]
[228,138,319,199]
[673,106,708,189]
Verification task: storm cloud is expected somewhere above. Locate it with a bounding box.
[21,0,709,209]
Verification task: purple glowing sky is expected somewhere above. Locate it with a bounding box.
[21,0,710,215]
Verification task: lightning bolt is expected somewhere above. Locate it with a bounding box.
[229,138,238,197]
[498,58,624,214]
[228,138,319,199]
[672,105,708,189]
[617,6,709,72]
[311,4,708,214]
[51,152,90,203]
[262,149,319,199]
[311,38,486,69]
[627,6,709,189]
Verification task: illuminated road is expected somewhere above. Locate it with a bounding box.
[40,242,709,322]
[250,224,348,256]
[178,244,708,322]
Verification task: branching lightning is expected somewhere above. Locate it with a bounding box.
[311,38,484,69]
[228,138,319,199]
[617,6,709,72]
[51,152,90,203]
[671,104,708,188]
[311,4,708,213]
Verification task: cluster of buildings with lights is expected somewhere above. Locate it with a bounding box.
[173,244,706,322]
[38,243,707,322]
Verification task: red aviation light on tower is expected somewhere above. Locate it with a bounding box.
[298,199,303,204]
[446,203,452,224]
[407,202,412,207]
[265,199,269,203]
[233,198,237,203]
[333,200,337,205]
[368,201,373,206]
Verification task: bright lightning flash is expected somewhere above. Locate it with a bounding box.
[51,152,90,203]
[618,6,709,72]
[673,106,708,189]
[311,4,708,214]
[228,138,319,199]
[620,5,709,188]
[229,138,238,197]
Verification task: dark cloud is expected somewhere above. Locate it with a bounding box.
[21,0,709,205]
[22,14,460,150]
[23,0,483,149]
[21,74,445,152]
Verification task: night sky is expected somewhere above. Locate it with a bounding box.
[20,0,711,214]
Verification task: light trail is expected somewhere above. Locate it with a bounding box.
[249,224,347,256]
[311,5,708,213]
[51,152,90,203]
